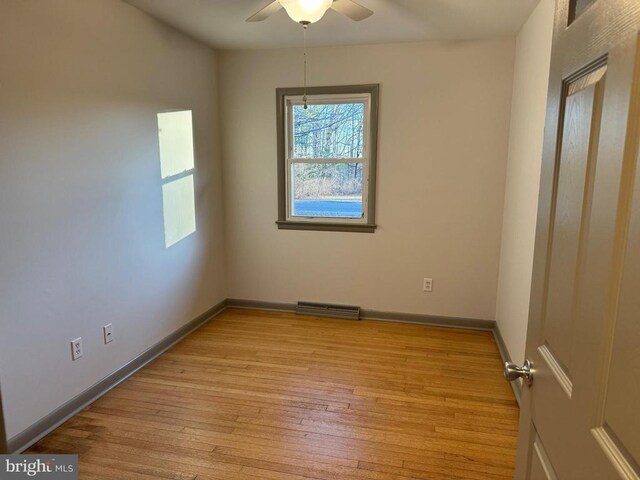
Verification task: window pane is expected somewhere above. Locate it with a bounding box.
[292,103,365,159]
[291,163,363,218]
[157,110,194,179]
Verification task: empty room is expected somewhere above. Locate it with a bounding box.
[1,0,639,478]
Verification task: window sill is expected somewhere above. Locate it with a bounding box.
[276,220,377,233]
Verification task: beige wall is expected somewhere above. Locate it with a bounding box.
[219,39,515,320]
[495,0,554,364]
[0,0,550,442]
[0,0,226,439]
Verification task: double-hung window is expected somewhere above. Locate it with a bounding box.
[276,85,379,232]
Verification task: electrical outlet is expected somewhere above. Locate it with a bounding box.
[71,337,83,360]
[423,278,433,292]
[103,323,113,344]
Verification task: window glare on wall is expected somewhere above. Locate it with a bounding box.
[162,175,196,248]
[157,110,196,248]
[158,110,195,179]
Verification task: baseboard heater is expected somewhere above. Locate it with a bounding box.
[296,301,361,320]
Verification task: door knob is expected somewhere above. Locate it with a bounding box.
[504,359,533,386]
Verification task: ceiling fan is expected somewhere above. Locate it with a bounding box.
[246,0,373,24]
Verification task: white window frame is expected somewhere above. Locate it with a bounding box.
[284,93,371,224]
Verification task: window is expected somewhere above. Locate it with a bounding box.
[276,85,379,232]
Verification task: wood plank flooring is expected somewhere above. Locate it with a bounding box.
[27,308,519,479]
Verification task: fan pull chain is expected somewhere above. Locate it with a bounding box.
[303,23,308,109]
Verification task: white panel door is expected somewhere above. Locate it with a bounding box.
[514,0,640,478]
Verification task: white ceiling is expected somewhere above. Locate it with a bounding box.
[124,0,540,50]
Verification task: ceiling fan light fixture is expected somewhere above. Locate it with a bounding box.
[279,0,333,24]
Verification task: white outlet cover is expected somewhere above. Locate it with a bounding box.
[103,323,113,344]
[71,337,83,360]
[423,278,433,292]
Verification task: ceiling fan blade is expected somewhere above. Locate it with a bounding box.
[246,1,282,22]
[330,0,373,21]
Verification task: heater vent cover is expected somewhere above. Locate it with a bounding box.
[296,301,360,320]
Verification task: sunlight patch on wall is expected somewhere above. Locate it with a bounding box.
[157,110,196,248]
[162,175,196,247]
[158,110,194,178]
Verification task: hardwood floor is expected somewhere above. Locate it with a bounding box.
[28,308,519,479]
